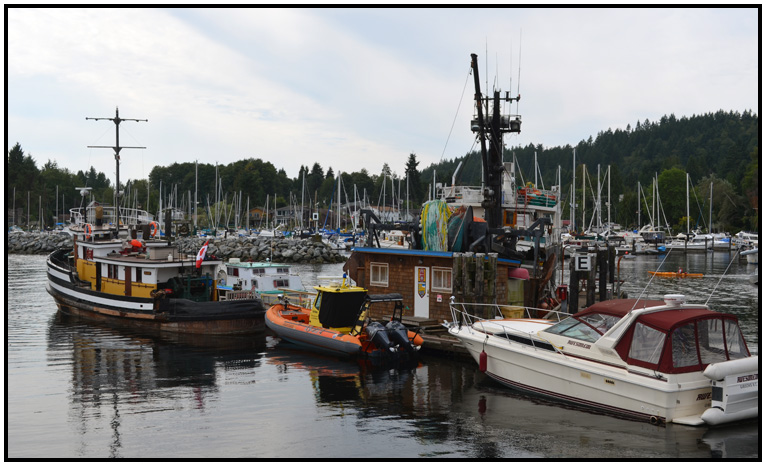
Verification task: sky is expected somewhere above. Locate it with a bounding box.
[7,7,759,186]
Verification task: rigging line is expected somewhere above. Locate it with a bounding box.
[705,250,739,306]
[632,249,673,310]
[439,69,472,163]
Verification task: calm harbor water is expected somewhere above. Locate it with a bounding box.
[7,252,759,459]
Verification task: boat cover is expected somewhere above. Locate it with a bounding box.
[162,297,265,320]
[318,291,367,328]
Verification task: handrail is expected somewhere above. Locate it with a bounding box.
[448,300,569,355]
[70,206,154,226]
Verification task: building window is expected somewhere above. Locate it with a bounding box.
[370,262,389,287]
[432,267,452,292]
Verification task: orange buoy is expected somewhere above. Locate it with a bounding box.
[150,221,159,237]
[84,223,93,240]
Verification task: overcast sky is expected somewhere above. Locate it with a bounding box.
[7,7,759,186]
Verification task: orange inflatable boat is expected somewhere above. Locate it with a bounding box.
[266,277,423,360]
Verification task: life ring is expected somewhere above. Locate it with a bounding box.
[84,223,93,240]
[150,221,159,237]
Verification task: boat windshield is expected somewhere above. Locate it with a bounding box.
[544,313,621,343]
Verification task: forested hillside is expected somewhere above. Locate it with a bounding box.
[7,110,759,232]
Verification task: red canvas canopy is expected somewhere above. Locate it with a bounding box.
[575,299,749,374]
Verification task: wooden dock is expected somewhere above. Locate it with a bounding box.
[401,316,471,358]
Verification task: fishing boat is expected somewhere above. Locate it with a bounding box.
[648,271,704,279]
[46,109,266,334]
[265,275,424,359]
[447,295,758,426]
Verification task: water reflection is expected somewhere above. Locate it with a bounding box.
[46,313,265,457]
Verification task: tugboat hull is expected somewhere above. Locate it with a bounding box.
[46,252,265,335]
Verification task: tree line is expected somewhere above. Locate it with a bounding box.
[7,110,758,233]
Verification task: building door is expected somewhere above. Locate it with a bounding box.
[414,266,429,318]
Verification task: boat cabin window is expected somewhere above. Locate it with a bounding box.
[579,313,621,334]
[273,279,289,288]
[724,320,749,359]
[228,267,239,277]
[672,323,699,368]
[672,318,750,369]
[254,268,266,275]
[545,312,619,343]
[277,268,289,274]
[252,279,258,289]
[628,322,665,365]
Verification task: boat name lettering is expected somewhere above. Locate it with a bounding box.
[737,374,758,383]
[695,392,712,401]
[567,340,591,349]
[604,379,615,385]
[738,382,757,390]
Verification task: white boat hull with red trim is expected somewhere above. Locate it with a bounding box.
[448,296,758,426]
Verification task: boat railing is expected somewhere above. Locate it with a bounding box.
[70,206,154,227]
[449,300,569,325]
[437,185,484,204]
[266,288,316,308]
[219,289,257,302]
[449,299,570,353]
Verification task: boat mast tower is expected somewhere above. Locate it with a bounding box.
[86,107,147,231]
[469,53,521,229]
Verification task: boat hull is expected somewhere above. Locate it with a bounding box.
[452,326,713,425]
[265,304,422,360]
[46,255,265,335]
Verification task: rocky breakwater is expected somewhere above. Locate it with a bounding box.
[7,230,346,265]
[175,236,346,264]
[7,231,74,254]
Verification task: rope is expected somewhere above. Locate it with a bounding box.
[631,247,674,310]
[440,69,472,163]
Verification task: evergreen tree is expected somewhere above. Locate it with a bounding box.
[404,153,421,204]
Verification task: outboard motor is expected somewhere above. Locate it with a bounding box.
[366,321,395,352]
[385,320,416,353]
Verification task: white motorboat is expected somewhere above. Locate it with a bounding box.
[733,231,759,250]
[447,295,758,426]
[741,247,758,264]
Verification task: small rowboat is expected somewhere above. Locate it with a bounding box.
[648,271,704,278]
